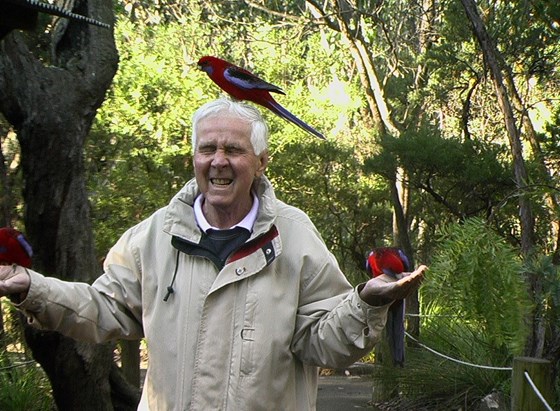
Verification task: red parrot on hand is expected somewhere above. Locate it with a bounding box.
[366,247,410,367]
[197,56,325,140]
[0,227,33,268]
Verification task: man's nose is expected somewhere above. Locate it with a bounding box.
[211,149,228,167]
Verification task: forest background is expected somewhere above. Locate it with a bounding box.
[0,0,559,410]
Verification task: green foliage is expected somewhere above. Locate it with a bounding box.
[0,360,54,411]
[527,254,560,349]
[538,255,560,313]
[541,103,560,168]
[423,218,530,354]
[365,127,515,220]
[371,322,512,410]
[89,21,198,255]
[0,304,54,411]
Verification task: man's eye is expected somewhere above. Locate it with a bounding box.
[226,147,244,155]
[197,146,216,154]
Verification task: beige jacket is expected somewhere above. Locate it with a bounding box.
[18,176,389,410]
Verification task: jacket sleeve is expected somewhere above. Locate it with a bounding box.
[14,248,144,343]
[290,253,390,369]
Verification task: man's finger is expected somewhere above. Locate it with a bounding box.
[0,264,15,280]
[397,265,428,284]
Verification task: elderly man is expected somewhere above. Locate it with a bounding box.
[0,98,426,410]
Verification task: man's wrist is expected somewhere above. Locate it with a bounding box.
[357,283,394,307]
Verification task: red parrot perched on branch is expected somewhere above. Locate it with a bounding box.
[366,247,410,367]
[197,56,325,140]
[0,227,33,268]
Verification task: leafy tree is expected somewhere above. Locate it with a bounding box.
[423,218,530,353]
[89,21,195,254]
[366,129,515,220]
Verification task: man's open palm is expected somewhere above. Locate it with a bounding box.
[360,265,427,305]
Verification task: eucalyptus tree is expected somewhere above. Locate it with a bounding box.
[457,0,560,361]
[301,0,443,338]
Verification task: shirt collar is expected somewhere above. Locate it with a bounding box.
[194,193,259,233]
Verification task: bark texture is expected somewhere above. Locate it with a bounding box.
[0,1,139,408]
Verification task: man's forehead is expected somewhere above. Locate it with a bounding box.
[196,115,253,149]
[198,114,251,131]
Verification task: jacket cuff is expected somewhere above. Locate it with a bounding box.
[12,269,48,314]
[349,286,390,345]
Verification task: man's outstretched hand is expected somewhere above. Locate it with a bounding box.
[0,264,31,299]
[359,265,428,306]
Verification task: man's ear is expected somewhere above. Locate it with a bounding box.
[255,151,269,178]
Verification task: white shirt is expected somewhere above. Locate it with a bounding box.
[193,193,259,233]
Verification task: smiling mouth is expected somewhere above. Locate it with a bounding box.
[211,178,232,186]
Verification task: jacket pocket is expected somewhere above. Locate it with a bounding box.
[240,327,255,375]
[240,293,257,375]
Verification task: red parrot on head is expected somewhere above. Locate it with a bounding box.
[366,247,410,367]
[197,56,325,140]
[0,227,33,268]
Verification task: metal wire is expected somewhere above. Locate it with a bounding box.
[524,371,554,411]
[405,331,513,371]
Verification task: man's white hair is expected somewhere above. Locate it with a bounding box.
[191,98,269,155]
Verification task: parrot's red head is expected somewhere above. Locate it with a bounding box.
[197,56,224,76]
[366,247,410,278]
[0,227,33,268]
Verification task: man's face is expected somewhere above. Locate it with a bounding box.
[193,115,267,226]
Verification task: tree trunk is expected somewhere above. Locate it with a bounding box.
[391,176,420,339]
[459,0,542,357]
[0,1,139,408]
[502,64,560,262]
